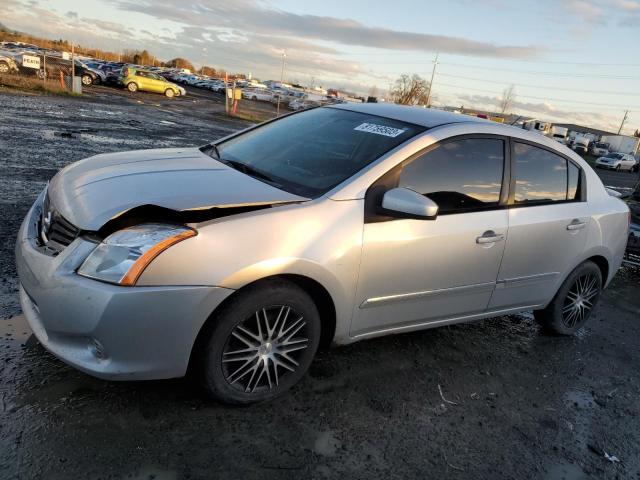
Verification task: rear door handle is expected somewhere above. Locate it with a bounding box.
[567,219,587,231]
[476,231,505,244]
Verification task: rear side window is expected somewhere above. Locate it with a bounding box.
[399,138,504,213]
[513,143,580,204]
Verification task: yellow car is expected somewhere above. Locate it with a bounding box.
[120,67,182,98]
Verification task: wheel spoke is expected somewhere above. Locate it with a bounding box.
[222,305,309,394]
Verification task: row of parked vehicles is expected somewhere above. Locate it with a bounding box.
[0,41,186,98]
[167,71,349,110]
[1,41,345,108]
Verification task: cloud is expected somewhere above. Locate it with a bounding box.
[112,0,543,59]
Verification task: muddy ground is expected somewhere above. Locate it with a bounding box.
[1,89,639,480]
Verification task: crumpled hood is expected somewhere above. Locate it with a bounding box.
[48,147,308,230]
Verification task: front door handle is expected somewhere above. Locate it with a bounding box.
[567,219,587,231]
[476,230,505,244]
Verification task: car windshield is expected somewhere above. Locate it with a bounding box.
[213,107,425,197]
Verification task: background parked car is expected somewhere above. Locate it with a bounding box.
[241,88,272,102]
[595,152,638,172]
[591,142,610,157]
[120,67,182,97]
[0,54,19,74]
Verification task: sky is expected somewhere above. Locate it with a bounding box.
[4,0,640,134]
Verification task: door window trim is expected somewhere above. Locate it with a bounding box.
[364,133,511,223]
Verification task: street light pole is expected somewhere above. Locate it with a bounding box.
[276,50,287,117]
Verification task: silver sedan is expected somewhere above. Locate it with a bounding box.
[16,104,629,404]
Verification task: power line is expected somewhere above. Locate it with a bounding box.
[439,62,640,79]
[434,81,640,110]
[337,52,640,67]
[436,72,640,96]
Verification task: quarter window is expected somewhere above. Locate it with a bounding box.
[513,143,579,204]
[398,138,504,214]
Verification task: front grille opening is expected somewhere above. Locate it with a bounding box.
[38,193,80,254]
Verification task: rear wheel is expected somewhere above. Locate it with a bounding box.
[199,279,321,404]
[0,61,9,73]
[165,88,175,98]
[534,261,602,335]
[81,74,93,86]
[127,82,138,92]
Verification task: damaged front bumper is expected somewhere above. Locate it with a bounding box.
[15,191,234,380]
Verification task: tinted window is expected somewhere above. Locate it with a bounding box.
[399,138,504,213]
[217,108,425,197]
[514,143,568,203]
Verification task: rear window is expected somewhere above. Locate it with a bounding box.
[216,108,425,197]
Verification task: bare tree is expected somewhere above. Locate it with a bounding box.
[391,74,430,105]
[499,85,516,114]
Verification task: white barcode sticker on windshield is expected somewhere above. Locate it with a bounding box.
[354,123,407,138]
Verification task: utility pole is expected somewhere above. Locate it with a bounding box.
[618,110,629,135]
[276,50,287,117]
[425,53,439,108]
[71,44,75,93]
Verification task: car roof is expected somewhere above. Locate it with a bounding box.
[328,102,487,128]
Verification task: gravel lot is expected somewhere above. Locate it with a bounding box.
[1,89,639,480]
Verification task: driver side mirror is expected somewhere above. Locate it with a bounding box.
[381,187,439,220]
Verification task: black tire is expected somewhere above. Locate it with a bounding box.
[81,74,93,86]
[534,261,602,335]
[199,279,321,404]
[252,95,257,100]
[127,82,138,92]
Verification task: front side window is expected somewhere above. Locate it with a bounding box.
[215,108,425,197]
[398,138,505,214]
[513,142,579,204]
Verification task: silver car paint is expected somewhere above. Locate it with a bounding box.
[16,106,629,380]
[49,147,307,230]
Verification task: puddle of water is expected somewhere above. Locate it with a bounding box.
[565,390,596,409]
[313,431,341,457]
[125,467,178,480]
[545,461,587,480]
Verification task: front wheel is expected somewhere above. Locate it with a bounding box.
[127,82,138,92]
[534,261,602,335]
[198,279,321,404]
[615,165,621,172]
[164,88,175,98]
[0,61,9,73]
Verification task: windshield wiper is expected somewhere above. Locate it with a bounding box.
[219,158,283,187]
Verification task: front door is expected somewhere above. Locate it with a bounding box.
[351,136,509,337]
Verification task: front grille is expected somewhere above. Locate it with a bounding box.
[39,192,80,254]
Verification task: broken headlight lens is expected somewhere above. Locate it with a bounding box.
[78,223,196,286]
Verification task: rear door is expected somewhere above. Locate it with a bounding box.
[489,140,589,309]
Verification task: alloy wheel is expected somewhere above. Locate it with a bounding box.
[222,305,309,394]
[561,273,599,328]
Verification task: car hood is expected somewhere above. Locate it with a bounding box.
[48,147,308,231]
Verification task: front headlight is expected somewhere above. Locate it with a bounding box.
[78,223,196,286]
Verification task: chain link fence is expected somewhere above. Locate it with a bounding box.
[0,50,81,94]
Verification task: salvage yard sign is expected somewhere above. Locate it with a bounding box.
[22,55,41,69]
